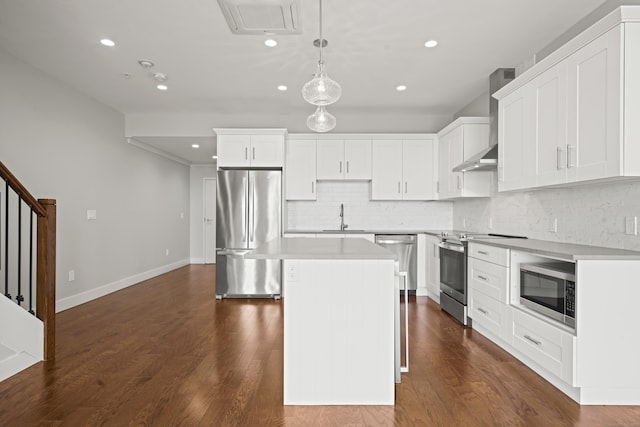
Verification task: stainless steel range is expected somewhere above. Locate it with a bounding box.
[439,232,526,326]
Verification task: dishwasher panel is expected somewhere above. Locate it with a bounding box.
[375,234,417,292]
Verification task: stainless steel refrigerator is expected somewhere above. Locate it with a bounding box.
[216,169,282,298]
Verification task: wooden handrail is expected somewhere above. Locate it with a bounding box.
[0,161,46,217]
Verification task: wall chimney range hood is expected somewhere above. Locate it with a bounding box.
[453,68,515,173]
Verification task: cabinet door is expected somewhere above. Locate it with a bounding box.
[498,86,536,191]
[425,235,440,302]
[371,140,403,200]
[250,134,284,167]
[217,134,251,168]
[403,139,436,200]
[316,140,344,180]
[437,135,450,199]
[566,26,621,182]
[534,61,569,187]
[344,140,372,180]
[447,127,464,197]
[286,140,317,200]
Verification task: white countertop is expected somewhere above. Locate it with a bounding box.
[471,238,640,261]
[246,237,397,260]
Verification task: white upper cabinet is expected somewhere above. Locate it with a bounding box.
[215,129,286,168]
[286,139,317,200]
[316,140,371,180]
[371,138,437,200]
[437,117,492,199]
[495,13,640,191]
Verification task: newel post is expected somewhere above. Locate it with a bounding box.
[36,199,56,361]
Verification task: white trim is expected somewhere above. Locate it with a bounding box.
[127,137,191,166]
[190,257,204,264]
[288,133,437,140]
[203,177,217,264]
[56,259,190,312]
[437,117,489,136]
[213,128,288,136]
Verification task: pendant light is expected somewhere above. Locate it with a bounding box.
[306,106,336,133]
[304,0,340,132]
[302,0,341,106]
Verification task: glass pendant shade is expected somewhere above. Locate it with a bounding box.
[302,61,342,106]
[307,106,336,132]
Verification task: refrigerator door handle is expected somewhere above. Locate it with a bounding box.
[250,175,255,243]
[242,176,248,242]
[217,249,252,256]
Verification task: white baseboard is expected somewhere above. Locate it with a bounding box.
[56,259,190,312]
[0,351,39,382]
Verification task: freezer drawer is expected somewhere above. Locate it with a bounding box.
[216,250,281,297]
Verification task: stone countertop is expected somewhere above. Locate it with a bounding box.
[284,229,461,235]
[246,237,398,260]
[470,237,640,261]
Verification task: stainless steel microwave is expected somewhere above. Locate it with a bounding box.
[520,262,576,329]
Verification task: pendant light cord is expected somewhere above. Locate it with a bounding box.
[319,0,323,65]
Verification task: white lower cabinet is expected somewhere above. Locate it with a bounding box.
[470,290,511,340]
[424,234,440,303]
[468,243,511,343]
[511,308,575,385]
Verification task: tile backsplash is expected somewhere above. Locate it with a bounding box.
[453,179,640,251]
[287,181,453,231]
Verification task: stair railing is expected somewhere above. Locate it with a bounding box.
[0,161,56,361]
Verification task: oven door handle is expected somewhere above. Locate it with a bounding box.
[438,242,465,253]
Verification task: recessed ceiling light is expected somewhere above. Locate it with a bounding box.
[424,40,438,48]
[265,39,278,47]
[277,85,287,91]
[192,144,200,148]
[100,38,115,47]
[396,85,407,91]
[157,84,168,91]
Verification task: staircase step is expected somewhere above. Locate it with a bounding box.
[0,351,39,382]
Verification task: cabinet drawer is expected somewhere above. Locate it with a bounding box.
[468,257,509,304]
[468,243,509,267]
[470,290,509,339]
[512,309,575,384]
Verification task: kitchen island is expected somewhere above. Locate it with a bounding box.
[247,237,398,405]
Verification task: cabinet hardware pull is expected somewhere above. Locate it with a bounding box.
[346,161,350,174]
[252,147,256,160]
[311,181,314,193]
[478,275,489,281]
[478,308,488,315]
[457,175,461,189]
[556,147,562,170]
[339,161,342,174]
[524,335,542,346]
[245,147,248,160]
[478,250,489,255]
[567,144,575,168]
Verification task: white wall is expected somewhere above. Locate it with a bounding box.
[190,165,216,263]
[453,179,640,251]
[287,181,453,231]
[0,49,190,311]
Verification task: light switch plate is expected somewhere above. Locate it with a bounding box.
[87,209,97,220]
[549,218,558,233]
[625,216,638,235]
[286,261,299,282]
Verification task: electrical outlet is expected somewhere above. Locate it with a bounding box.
[180,212,184,220]
[463,218,468,229]
[286,261,299,282]
[87,209,97,220]
[488,217,493,230]
[625,216,638,236]
[68,270,75,282]
[165,249,170,256]
[549,218,558,233]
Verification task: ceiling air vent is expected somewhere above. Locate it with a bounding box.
[217,0,301,35]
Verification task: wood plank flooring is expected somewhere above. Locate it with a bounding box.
[1,264,640,426]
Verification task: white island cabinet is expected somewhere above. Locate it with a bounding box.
[247,237,398,405]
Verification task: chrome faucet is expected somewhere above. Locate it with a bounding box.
[340,203,348,231]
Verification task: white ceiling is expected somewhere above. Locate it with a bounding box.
[0,0,611,164]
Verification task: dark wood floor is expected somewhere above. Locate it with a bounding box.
[1,265,639,426]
